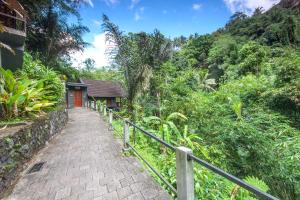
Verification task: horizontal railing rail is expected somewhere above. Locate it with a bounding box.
[0,11,26,22]
[0,11,26,31]
[126,120,176,151]
[91,103,279,200]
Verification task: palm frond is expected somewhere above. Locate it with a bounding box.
[167,112,188,121]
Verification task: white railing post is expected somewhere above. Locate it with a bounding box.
[123,119,130,151]
[176,147,194,200]
[103,105,107,116]
[108,109,113,130]
[100,104,103,114]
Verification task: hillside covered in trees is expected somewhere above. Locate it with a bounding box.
[102,0,300,199]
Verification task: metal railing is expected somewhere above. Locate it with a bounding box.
[92,104,279,200]
[0,11,26,32]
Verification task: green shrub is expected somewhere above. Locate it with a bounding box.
[18,53,64,104]
[0,67,58,119]
[0,53,64,119]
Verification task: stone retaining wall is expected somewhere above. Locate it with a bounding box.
[0,109,68,195]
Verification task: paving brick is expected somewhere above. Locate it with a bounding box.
[141,188,158,199]
[86,180,101,191]
[101,191,119,200]
[93,185,108,197]
[70,183,86,196]
[55,187,71,200]
[130,182,147,193]
[132,173,148,183]
[78,190,93,200]
[119,177,134,188]
[117,186,133,199]
[153,191,171,200]
[125,192,145,200]
[107,181,122,192]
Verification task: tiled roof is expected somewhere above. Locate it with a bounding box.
[81,79,125,98]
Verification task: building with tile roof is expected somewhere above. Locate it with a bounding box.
[66,79,125,109]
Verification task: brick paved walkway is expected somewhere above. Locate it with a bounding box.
[5,108,170,200]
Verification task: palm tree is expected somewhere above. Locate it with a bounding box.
[148,30,172,117]
[194,69,216,91]
[102,15,153,120]
[102,16,173,120]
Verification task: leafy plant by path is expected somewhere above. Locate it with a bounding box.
[0,63,63,120]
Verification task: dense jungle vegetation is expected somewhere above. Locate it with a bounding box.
[101,3,300,200]
[1,0,299,199]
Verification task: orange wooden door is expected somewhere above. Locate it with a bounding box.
[74,90,82,107]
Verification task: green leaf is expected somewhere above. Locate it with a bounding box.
[166,112,188,121]
[244,176,269,193]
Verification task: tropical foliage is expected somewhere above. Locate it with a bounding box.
[0,54,64,120]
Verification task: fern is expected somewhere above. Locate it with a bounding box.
[244,176,269,193]
[230,176,270,200]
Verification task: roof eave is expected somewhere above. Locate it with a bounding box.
[88,95,125,98]
[66,82,88,87]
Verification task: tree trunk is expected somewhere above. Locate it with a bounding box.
[46,0,54,60]
[12,102,18,117]
[128,99,135,122]
[156,92,161,118]
[0,104,5,119]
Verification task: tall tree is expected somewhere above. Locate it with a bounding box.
[18,0,89,62]
[102,15,150,119]
[147,30,172,117]
[83,58,96,71]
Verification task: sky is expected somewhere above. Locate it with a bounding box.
[71,0,280,68]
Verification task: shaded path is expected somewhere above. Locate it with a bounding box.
[5,108,170,200]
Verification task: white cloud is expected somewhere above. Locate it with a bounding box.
[129,0,140,9]
[134,6,145,21]
[93,20,101,26]
[223,0,280,15]
[104,0,119,6]
[71,33,110,69]
[192,3,202,10]
[83,0,94,7]
[134,12,141,21]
